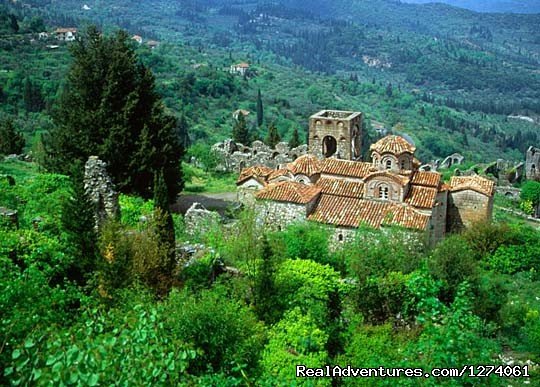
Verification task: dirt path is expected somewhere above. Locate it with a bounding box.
[171,192,238,215]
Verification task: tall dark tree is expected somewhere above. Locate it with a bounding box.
[23,78,45,113]
[254,237,279,323]
[232,112,249,145]
[61,162,98,285]
[289,127,301,149]
[256,88,263,127]
[0,118,25,155]
[153,169,176,271]
[265,122,281,148]
[44,26,183,201]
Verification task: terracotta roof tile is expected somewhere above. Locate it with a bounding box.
[289,154,323,177]
[256,181,321,204]
[364,170,410,186]
[267,168,292,182]
[370,135,416,155]
[316,177,364,198]
[308,195,430,230]
[450,175,495,196]
[411,171,442,188]
[237,165,274,185]
[321,159,373,179]
[405,185,438,209]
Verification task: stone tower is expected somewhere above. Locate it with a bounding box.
[84,156,120,230]
[308,110,363,160]
[526,146,540,181]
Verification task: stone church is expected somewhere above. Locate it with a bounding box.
[237,110,495,245]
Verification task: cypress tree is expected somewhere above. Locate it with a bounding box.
[61,162,98,285]
[266,122,281,148]
[289,127,301,149]
[232,112,249,145]
[153,169,175,270]
[0,118,25,155]
[254,236,279,323]
[44,26,183,201]
[256,88,263,127]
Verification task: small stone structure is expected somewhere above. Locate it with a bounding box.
[0,207,18,229]
[309,110,363,160]
[84,156,119,230]
[440,153,464,169]
[211,139,307,173]
[184,202,221,237]
[526,146,540,181]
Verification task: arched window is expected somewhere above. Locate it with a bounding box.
[379,186,389,200]
[338,234,344,242]
[400,159,406,170]
[386,159,392,170]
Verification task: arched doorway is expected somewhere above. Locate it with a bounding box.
[322,136,337,158]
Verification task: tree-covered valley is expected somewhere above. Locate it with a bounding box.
[1,0,540,385]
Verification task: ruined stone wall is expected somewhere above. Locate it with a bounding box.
[447,190,492,232]
[212,139,308,173]
[237,178,265,206]
[526,146,540,181]
[429,191,447,245]
[84,156,119,230]
[254,201,307,231]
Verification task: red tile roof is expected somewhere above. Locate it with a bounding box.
[316,177,364,198]
[411,171,441,188]
[364,170,410,186]
[237,165,274,185]
[308,195,430,230]
[321,159,373,179]
[267,168,292,182]
[370,135,416,155]
[405,185,438,209]
[449,175,495,196]
[256,181,321,204]
[289,154,322,177]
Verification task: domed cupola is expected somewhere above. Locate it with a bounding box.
[370,135,416,172]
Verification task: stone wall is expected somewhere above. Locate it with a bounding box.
[84,156,119,230]
[526,146,540,181]
[254,200,307,231]
[184,202,221,238]
[447,190,493,232]
[212,139,307,173]
[429,191,448,245]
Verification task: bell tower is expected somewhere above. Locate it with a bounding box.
[308,110,363,160]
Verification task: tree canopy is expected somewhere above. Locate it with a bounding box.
[44,26,183,201]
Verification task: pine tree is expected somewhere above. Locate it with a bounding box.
[44,26,183,201]
[266,122,281,148]
[289,127,301,149]
[153,169,175,271]
[0,118,25,155]
[61,162,98,285]
[256,89,263,127]
[232,112,249,145]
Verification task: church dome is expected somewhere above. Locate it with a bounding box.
[370,135,416,155]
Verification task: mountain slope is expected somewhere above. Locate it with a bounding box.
[402,0,540,14]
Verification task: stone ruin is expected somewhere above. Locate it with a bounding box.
[526,146,540,181]
[84,156,120,230]
[419,153,464,171]
[184,202,221,237]
[211,139,308,173]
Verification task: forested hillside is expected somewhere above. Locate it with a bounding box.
[403,0,540,14]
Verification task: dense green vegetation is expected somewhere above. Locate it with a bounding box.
[1,158,540,384]
[1,0,540,384]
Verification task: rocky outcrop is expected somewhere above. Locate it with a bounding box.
[84,156,119,230]
[211,139,307,173]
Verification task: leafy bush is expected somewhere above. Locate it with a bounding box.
[279,222,335,268]
[163,286,265,376]
[118,194,154,228]
[260,308,330,386]
[4,305,195,386]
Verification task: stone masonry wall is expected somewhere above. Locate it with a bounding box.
[254,201,307,231]
[447,190,492,232]
[84,156,119,230]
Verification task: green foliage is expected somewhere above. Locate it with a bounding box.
[43,26,183,200]
[232,113,249,145]
[260,308,330,386]
[521,181,540,206]
[5,305,195,386]
[256,88,264,127]
[187,142,219,172]
[0,118,25,155]
[289,127,301,148]
[163,286,265,376]
[523,310,540,361]
[265,122,281,148]
[274,259,344,325]
[279,222,333,267]
[253,236,280,323]
[118,194,154,228]
[428,235,478,302]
